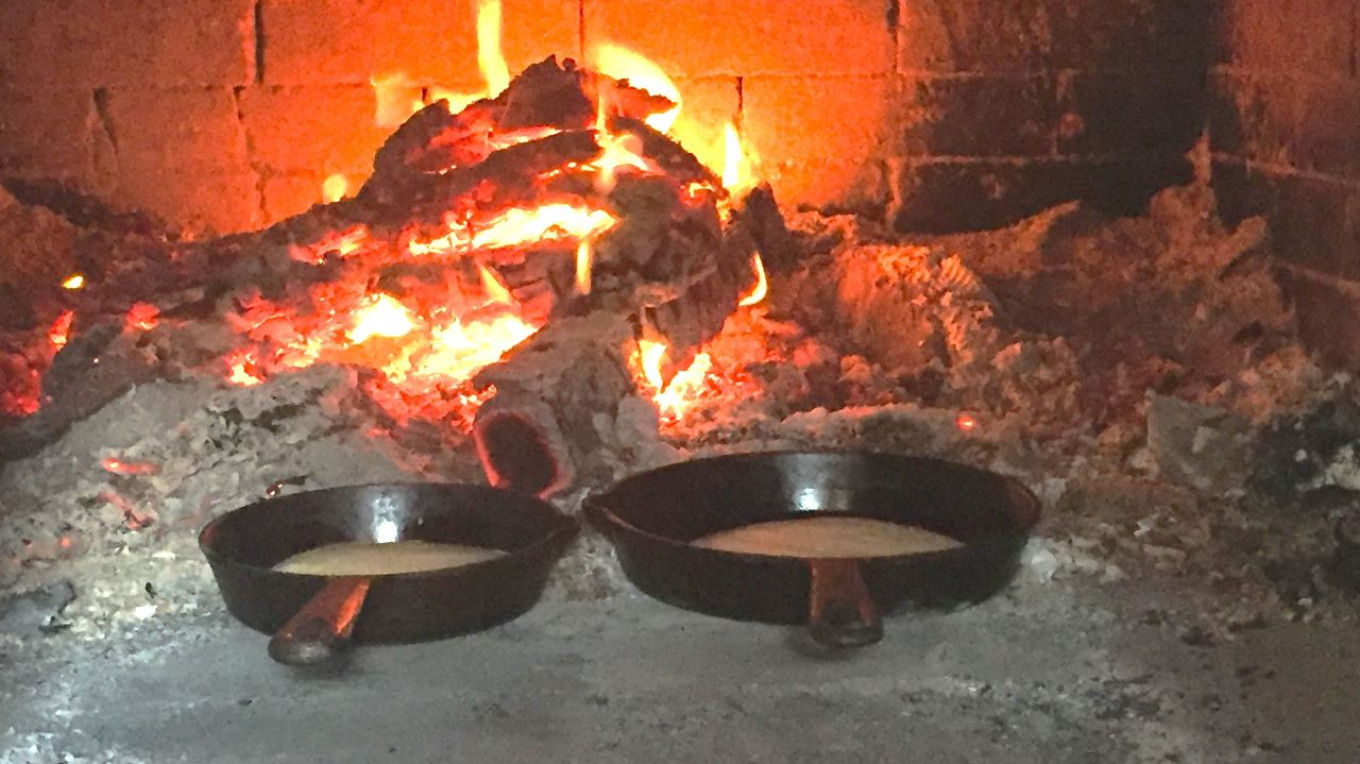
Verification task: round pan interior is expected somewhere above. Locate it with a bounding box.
[585,451,1040,625]
[200,483,576,644]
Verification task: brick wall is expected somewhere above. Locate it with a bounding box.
[1,0,1206,236]
[1209,0,1360,370]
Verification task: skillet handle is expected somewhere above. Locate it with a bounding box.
[268,576,372,667]
[807,559,883,649]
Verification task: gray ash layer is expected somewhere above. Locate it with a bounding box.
[2,184,1360,762]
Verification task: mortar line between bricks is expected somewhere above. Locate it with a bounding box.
[231,87,268,224]
[1274,261,1360,294]
[900,152,1187,167]
[1211,154,1360,191]
[254,1,266,86]
[1212,63,1359,86]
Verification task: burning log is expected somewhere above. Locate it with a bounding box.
[472,313,637,494]
[0,55,791,488]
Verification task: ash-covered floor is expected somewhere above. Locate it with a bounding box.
[5,173,1360,761]
[4,577,1359,763]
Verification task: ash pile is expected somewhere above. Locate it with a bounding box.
[2,70,1360,653]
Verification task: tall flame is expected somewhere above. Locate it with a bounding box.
[479,264,515,306]
[722,122,756,195]
[738,253,768,307]
[589,44,682,134]
[637,339,668,391]
[575,240,593,295]
[477,0,511,97]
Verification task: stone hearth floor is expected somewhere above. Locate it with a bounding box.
[3,575,1358,763]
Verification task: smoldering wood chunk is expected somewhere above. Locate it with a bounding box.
[1146,393,1255,494]
[610,116,717,188]
[735,184,796,274]
[497,56,595,130]
[473,313,636,492]
[830,243,998,376]
[1,326,157,461]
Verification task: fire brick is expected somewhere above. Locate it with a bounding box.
[1206,71,1300,169]
[743,75,897,206]
[263,0,579,86]
[902,74,1060,158]
[0,0,254,88]
[115,170,262,236]
[261,173,336,222]
[1217,0,1353,76]
[1213,159,1360,281]
[890,155,1191,232]
[1056,71,1203,157]
[0,89,100,184]
[104,89,251,177]
[583,0,893,77]
[897,0,1188,73]
[238,85,389,177]
[1292,78,1360,181]
[1275,265,1360,374]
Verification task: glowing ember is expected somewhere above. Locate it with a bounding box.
[589,44,682,134]
[291,226,367,264]
[225,349,265,387]
[348,293,416,344]
[476,0,511,96]
[738,253,768,307]
[575,239,592,295]
[102,456,160,476]
[323,173,349,203]
[48,310,74,349]
[61,273,85,290]
[99,489,156,530]
[125,302,159,332]
[479,264,515,306]
[955,412,978,432]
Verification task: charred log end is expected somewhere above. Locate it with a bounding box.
[473,395,574,498]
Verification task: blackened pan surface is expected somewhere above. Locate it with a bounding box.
[584,451,1040,625]
[200,483,575,643]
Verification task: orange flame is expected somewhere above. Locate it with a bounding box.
[955,412,978,432]
[654,351,712,421]
[348,293,416,344]
[477,0,510,96]
[48,310,74,349]
[371,73,424,128]
[61,273,85,290]
[323,173,349,203]
[575,240,592,295]
[410,204,617,256]
[738,253,768,307]
[589,44,681,134]
[721,121,757,195]
[636,339,668,391]
[479,264,515,306]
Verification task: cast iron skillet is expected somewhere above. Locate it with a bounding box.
[584,451,1040,649]
[200,483,576,667]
